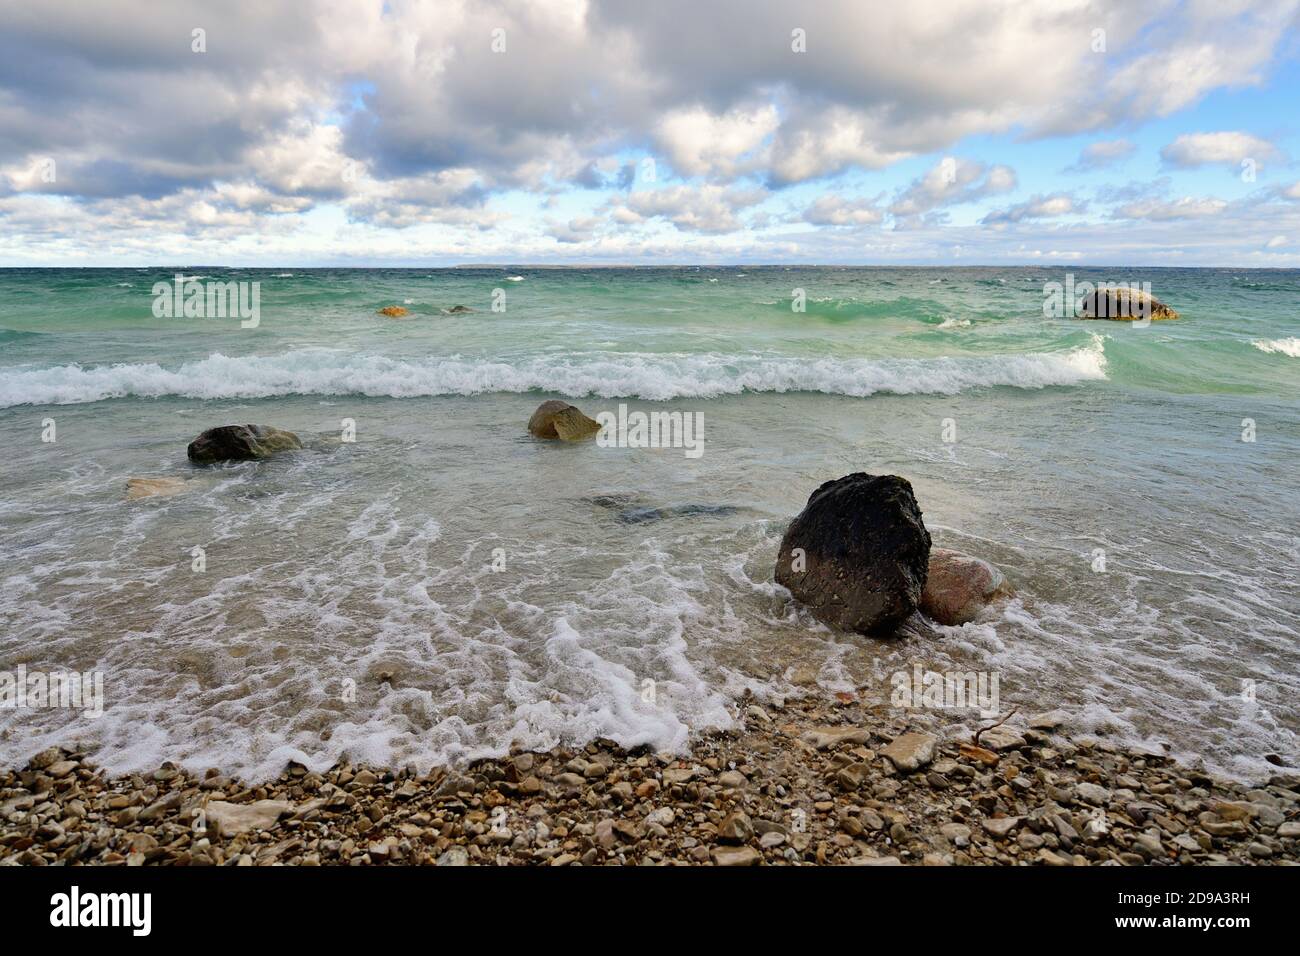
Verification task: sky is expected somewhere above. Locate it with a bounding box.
[2,0,1300,267]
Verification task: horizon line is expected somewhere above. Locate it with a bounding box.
[1,262,1296,271]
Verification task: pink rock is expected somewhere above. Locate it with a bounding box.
[921,548,1012,626]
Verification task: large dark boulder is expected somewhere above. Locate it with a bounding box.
[775,473,931,636]
[187,424,302,464]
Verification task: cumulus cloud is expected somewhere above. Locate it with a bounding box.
[547,216,602,243]
[1099,1,1298,120]
[1112,196,1228,221]
[889,158,1017,220]
[653,105,778,180]
[5,1,1296,200]
[619,184,767,233]
[803,194,883,227]
[981,193,1082,225]
[342,169,498,229]
[0,0,1298,262]
[1094,178,1171,205]
[1160,131,1282,170]
[1066,139,1137,172]
[768,108,913,185]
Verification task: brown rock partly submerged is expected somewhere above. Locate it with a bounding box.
[187,424,303,464]
[920,548,1012,626]
[377,306,410,318]
[1079,287,1178,321]
[527,400,601,441]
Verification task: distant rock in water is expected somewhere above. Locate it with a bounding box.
[586,493,642,510]
[442,304,474,314]
[585,493,741,524]
[126,476,190,499]
[187,424,303,464]
[1079,288,1178,321]
[528,400,601,441]
[920,548,1012,626]
[377,306,410,317]
[776,473,931,636]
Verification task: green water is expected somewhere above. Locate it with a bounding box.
[0,267,1296,780]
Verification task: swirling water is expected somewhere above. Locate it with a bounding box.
[0,266,1296,780]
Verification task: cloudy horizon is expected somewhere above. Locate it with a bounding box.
[3,0,1300,267]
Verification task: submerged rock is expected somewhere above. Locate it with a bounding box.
[1079,288,1178,321]
[443,304,474,314]
[377,306,410,317]
[125,476,190,499]
[920,548,1012,625]
[585,493,741,523]
[527,400,601,441]
[187,424,303,464]
[617,504,740,524]
[775,473,931,636]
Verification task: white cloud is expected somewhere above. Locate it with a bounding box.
[981,193,1081,225]
[1067,139,1136,172]
[6,0,1295,202]
[889,158,1017,220]
[1160,131,1282,169]
[343,169,499,229]
[1113,196,1228,221]
[1098,1,1297,120]
[244,124,357,199]
[547,216,602,243]
[803,194,883,227]
[620,184,767,233]
[0,1,1298,262]
[653,105,778,180]
[768,108,913,185]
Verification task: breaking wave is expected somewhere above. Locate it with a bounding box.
[0,337,1107,406]
[1252,337,1300,358]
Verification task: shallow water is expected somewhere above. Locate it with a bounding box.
[1,266,1297,780]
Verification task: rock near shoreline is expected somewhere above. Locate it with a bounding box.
[187,424,303,464]
[776,473,931,636]
[921,548,1013,626]
[527,401,601,441]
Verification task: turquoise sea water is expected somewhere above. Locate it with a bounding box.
[0,266,1296,780]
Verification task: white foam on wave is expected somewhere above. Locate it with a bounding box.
[0,337,1108,407]
[0,483,742,779]
[1252,337,1300,357]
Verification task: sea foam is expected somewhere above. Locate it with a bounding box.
[0,338,1107,407]
[1252,337,1300,358]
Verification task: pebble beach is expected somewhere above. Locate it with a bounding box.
[5,693,1297,867]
